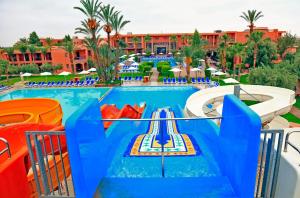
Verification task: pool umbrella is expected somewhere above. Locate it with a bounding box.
[142,52,146,55]
[191,68,201,78]
[213,71,227,82]
[129,54,136,57]
[223,78,239,84]
[78,70,90,75]
[120,55,126,58]
[58,71,71,81]
[207,67,217,71]
[169,68,182,78]
[131,62,139,66]
[40,72,52,82]
[21,72,32,81]
[21,72,32,77]
[87,68,96,72]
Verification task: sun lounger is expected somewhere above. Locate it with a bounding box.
[172,78,176,84]
[197,77,201,84]
[182,78,187,84]
[163,78,167,84]
[90,80,95,86]
[191,78,196,84]
[167,78,171,84]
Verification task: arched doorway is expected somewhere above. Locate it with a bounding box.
[76,63,83,72]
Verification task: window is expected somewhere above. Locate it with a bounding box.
[66,64,69,69]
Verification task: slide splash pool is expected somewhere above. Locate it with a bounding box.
[0,98,63,126]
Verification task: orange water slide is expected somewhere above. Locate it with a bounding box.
[0,98,63,126]
[100,103,146,129]
[0,123,69,198]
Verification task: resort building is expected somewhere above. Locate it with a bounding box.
[1,27,285,72]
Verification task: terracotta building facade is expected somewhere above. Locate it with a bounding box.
[0,27,285,73]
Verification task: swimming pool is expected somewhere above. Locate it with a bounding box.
[0,88,110,123]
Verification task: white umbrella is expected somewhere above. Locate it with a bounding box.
[207,67,217,71]
[119,62,125,66]
[176,52,181,55]
[127,57,135,62]
[169,68,182,73]
[58,71,71,76]
[191,68,201,72]
[136,53,141,56]
[159,52,163,55]
[168,52,172,55]
[142,52,146,55]
[199,59,205,62]
[40,72,52,82]
[120,55,127,58]
[129,54,136,57]
[151,52,155,55]
[78,70,90,75]
[58,71,71,81]
[191,68,201,78]
[87,68,96,72]
[40,72,52,76]
[21,72,32,77]
[223,78,240,84]
[213,71,226,76]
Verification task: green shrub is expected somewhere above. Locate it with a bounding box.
[157,61,170,73]
[20,64,39,74]
[8,65,20,74]
[40,63,53,72]
[161,65,172,76]
[143,65,152,73]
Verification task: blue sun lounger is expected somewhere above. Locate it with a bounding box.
[191,78,196,84]
[167,78,171,84]
[182,78,187,84]
[197,77,201,84]
[172,78,176,84]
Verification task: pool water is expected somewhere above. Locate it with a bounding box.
[98,87,220,177]
[0,88,110,123]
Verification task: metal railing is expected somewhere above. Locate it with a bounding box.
[25,131,74,198]
[283,130,300,162]
[0,137,11,158]
[255,129,284,198]
[25,120,284,198]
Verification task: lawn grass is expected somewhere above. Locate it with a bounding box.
[240,74,249,84]
[282,113,300,124]
[242,100,260,106]
[294,96,300,109]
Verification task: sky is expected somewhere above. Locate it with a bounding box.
[0,0,299,46]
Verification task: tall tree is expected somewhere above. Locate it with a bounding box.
[218,34,230,71]
[170,35,177,52]
[240,10,264,34]
[144,34,152,51]
[98,4,117,48]
[28,45,37,64]
[40,46,48,61]
[29,31,42,46]
[18,43,28,61]
[111,12,130,77]
[229,43,245,79]
[0,60,10,81]
[4,47,15,62]
[277,33,297,58]
[247,31,264,68]
[63,36,75,73]
[183,46,193,79]
[45,37,53,47]
[74,0,103,79]
[132,36,140,53]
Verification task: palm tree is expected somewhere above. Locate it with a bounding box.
[63,40,75,73]
[98,4,117,48]
[40,46,48,61]
[144,34,152,51]
[230,43,245,79]
[74,0,102,78]
[45,37,53,47]
[111,12,130,77]
[248,31,264,68]
[170,35,177,52]
[183,46,192,79]
[4,47,14,62]
[132,37,140,53]
[181,35,187,45]
[240,10,264,34]
[111,12,130,48]
[28,45,37,64]
[18,43,28,61]
[218,34,230,72]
